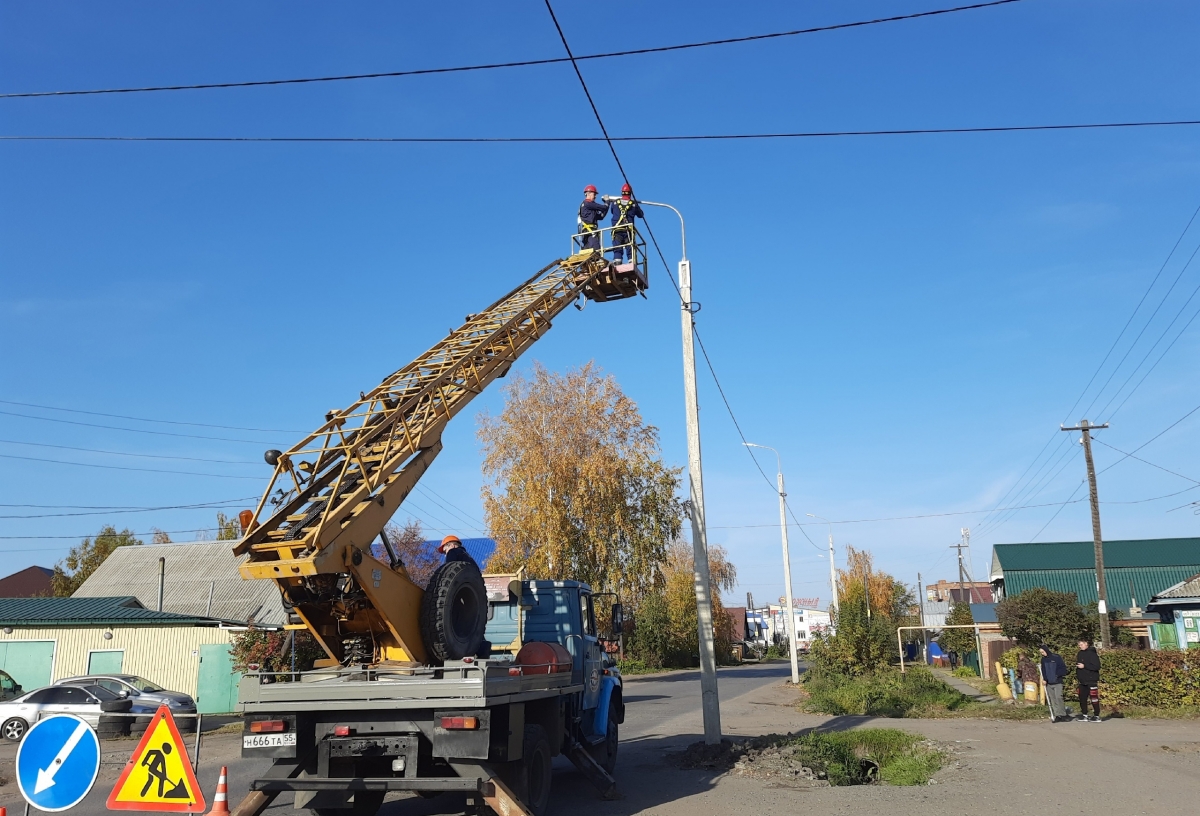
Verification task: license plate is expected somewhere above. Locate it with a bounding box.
[243,733,297,749]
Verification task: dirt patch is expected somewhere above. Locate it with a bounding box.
[675,734,833,787]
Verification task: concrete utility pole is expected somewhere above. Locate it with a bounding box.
[1062,419,1111,648]
[952,530,970,606]
[807,513,839,616]
[745,443,800,685]
[643,200,721,743]
[916,572,927,662]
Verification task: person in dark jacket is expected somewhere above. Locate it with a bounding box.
[1075,638,1102,721]
[438,535,479,569]
[606,183,643,264]
[1038,645,1070,722]
[578,184,609,253]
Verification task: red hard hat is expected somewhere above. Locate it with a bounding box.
[438,534,462,553]
[621,183,632,194]
[583,184,598,194]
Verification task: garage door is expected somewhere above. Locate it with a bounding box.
[0,641,55,691]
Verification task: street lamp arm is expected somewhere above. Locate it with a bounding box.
[743,441,782,477]
[639,200,687,261]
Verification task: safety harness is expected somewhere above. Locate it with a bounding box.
[614,198,637,227]
[578,202,599,232]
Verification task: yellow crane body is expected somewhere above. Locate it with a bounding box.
[234,246,646,666]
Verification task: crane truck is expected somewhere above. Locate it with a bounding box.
[230,228,649,816]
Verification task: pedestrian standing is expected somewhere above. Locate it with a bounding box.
[1075,638,1102,722]
[1038,644,1070,722]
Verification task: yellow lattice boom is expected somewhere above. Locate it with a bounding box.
[233,248,646,665]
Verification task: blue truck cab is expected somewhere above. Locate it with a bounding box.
[485,579,625,753]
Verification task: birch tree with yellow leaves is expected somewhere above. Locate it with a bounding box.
[477,362,682,604]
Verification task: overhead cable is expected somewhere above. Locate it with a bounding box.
[0,452,263,479]
[0,398,300,433]
[6,120,1200,143]
[0,408,281,444]
[0,1,1026,100]
[0,438,257,464]
[0,497,259,519]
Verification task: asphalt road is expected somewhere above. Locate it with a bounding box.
[2,660,1198,816]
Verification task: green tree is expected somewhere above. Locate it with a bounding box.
[810,547,915,675]
[996,587,1094,653]
[52,526,143,596]
[215,512,241,541]
[938,603,977,656]
[478,362,682,604]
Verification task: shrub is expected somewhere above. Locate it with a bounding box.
[230,626,325,678]
[952,666,978,678]
[803,665,968,717]
[1099,649,1200,708]
[996,587,1093,653]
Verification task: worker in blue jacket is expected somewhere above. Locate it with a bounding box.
[1038,644,1070,722]
[578,184,609,252]
[606,183,643,265]
[438,535,479,570]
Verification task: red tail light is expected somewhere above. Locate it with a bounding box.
[440,716,479,730]
[249,720,286,733]
[333,725,352,736]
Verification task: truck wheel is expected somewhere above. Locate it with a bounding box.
[420,561,487,662]
[592,709,619,774]
[510,724,552,816]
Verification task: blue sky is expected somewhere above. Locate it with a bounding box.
[3,1,1200,610]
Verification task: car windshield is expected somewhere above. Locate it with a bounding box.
[125,676,164,693]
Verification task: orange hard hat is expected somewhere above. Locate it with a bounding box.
[438,534,462,553]
[583,184,598,194]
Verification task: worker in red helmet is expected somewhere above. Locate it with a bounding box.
[606,182,643,265]
[577,184,609,253]
[438,535,479,569]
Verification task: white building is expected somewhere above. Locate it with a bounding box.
[763,605,833,647]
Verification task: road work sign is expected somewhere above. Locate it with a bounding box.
[107,706,206,812]
[16,714,101,811]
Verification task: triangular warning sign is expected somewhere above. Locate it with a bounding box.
[107,705,206,812]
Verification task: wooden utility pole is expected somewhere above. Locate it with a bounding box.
[951,532,970,606]
[1061,419,1111,648]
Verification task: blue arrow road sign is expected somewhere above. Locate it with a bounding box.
[16,714,101,812]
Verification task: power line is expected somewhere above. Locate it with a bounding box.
[0,497,254,509]
[0,527,225,541]
[0,399,300,433]
[0,438,257,464]
[1093,438,1200,486]
[6,120,1200,144]
[973,195,1200,541]
[0,408,281,444]
[0,452,263,479]
[0,1,1026,100]
[0,497,258,519]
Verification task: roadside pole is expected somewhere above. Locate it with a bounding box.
[643,199,722,744]
[745,443,800,685]
[1062,419,1111,648]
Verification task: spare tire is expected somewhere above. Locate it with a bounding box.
[420,560,487,663]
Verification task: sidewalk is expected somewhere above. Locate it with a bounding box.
[930,666,997,702]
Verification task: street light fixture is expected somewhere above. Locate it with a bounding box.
[639,200,721,744]
[744,442,800,685]
[807,513,839,615]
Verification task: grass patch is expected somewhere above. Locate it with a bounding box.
[1108,706,1200,720]
[616,658,687,675]
[793,729,944,786]
[803,666,970,717]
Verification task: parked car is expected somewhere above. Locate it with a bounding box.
[0,683,132,742]
[56,674,197,733]
[0,670,21,701]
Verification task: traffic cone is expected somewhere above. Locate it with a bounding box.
[206,766,230,815]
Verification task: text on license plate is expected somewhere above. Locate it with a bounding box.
[244,733,297,748]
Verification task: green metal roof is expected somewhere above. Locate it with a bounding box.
[994,538,1200,570]
[0,596,224,627]
[1003,566,1200,612]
